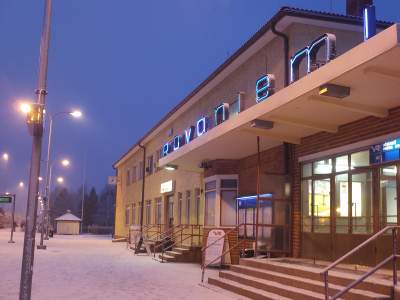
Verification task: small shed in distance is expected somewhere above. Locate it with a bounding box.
[55,210,81,235]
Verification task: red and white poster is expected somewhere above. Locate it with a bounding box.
[204,229,225,267]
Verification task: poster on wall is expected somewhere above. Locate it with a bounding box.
[204,229,225,267]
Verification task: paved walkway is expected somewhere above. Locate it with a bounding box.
[0,230,241,300]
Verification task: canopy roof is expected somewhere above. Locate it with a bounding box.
[159,24,400,171]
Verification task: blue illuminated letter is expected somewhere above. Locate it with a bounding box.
[256,74,275,103]
[196,117,208,137]
[290,33,336,83]
[184,126,195,144]
[162,142,170,157]
[173,135,182,151]
[364,5,376,41]
[214,103,229,125]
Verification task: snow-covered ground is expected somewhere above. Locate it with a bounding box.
[0,229,242,300]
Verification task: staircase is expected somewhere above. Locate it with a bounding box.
[159,245,201,263]
[208,258,394,299]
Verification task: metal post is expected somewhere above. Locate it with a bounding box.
[323,272,329,300]
[255,136,261,257]
[8,194,16,243]
[393,228,398,286]
[44,164,53,240]
[81,151,86,233]
[42,116,53,242]
[19,0,52,299]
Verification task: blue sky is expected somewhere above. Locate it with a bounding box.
[0,0,399,211]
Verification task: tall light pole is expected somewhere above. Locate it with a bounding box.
[2,152,9,192]
[37,158,70,249]
[43,110,81,241]
[20,0,52,299]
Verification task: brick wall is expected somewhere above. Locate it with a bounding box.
[291,106,400,257]
[204,159,239,178]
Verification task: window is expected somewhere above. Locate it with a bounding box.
[221,179,237,188]
[126,169,131,186]
[313,159,332,174]
[205,191,216,226]
[147,156,153,175]
[167,195,174,226]
[352,172,373,234]
[194,188,200,225]
[185,191,191,224]
[380,166,397,227]
[301,180,312,232]
[154,151,160,172]
[146,200,151,225]
[335,174,349,233]
[335,155,349,172]
[138,161,144,180]
[177,192,182,224]
[155,198,162,225]
[125,206,130,225]
[132,166,137,183]
[351,151,370,169]
[221,190,237,226]
[302,150,375,235]
[132,203,136,225]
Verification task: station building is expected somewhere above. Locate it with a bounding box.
[113,3,400,265]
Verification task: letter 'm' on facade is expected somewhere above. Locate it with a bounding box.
[196,117,208,137]
[290,33,336,83]
[214,103,229,126]
[256,74,275,103]
[184,126,195,144]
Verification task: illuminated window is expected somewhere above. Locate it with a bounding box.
[313,159,332,174]
[351,151,370,169]
[185,191,191,224]
[335,155,349,172]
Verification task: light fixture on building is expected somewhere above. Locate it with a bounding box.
[250,119,274,130]
[319,84,350,98]
[164,164,178,171]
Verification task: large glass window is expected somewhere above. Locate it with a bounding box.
[185,191,191,224]
[132,203,136,225]
[335,174,349,233]
[380,165,397,227]
[351,151,369,169]
[205,191,216,226]
[125,206,130,225]
[301,180,312,232]
[352,172,373,234]
[194,188,200,225]
[177,192,182,225]
[155,198,162,225]
[313,179,331,233]
[221,190,237,226]
[145,200,151,225]
[314,159,332,174]
[167,195,174,226]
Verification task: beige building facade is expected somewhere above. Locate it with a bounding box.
[113,6,400,264]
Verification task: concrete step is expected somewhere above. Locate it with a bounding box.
[226,267,390,300]
[165,250,181,257]
[208,277,292,300]
[173,247,190,254]
[240,258,393,296]
[158,254,176,262]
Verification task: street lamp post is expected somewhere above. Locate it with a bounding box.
[42,110,81,241]
[37,158,69,249]
[19,0,52,298]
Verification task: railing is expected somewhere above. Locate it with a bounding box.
[320,225,400,300]
[201,224,247,283]
[150,224,203,260]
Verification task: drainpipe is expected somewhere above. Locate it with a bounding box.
[271,22,289,87]
[139,144,146,236]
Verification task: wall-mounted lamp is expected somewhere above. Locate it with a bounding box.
[319,84,350,99]
[250,119,274,130]
[164,164,178,171]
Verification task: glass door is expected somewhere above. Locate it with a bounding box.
[380,165,398,227]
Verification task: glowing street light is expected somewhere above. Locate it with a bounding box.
[56,177,64,184]
[2,153,9,161]
[19,102,32,114]
[61,159,70,167]
[38,176,43,181]
[69,110,82,118]
[19,181,24,188]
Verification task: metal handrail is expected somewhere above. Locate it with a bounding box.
[152,225,186,258]
[201,239,247,282]
[321,225,400,300]
[160,227,202,262]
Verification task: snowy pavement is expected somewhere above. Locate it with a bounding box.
[0,230,243,300]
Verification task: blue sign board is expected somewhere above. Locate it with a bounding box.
[370,138,400,164]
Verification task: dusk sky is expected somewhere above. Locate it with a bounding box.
[1,0,399,212]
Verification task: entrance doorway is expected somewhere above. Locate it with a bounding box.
[301,150,399,265]
[166,195,174,228]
